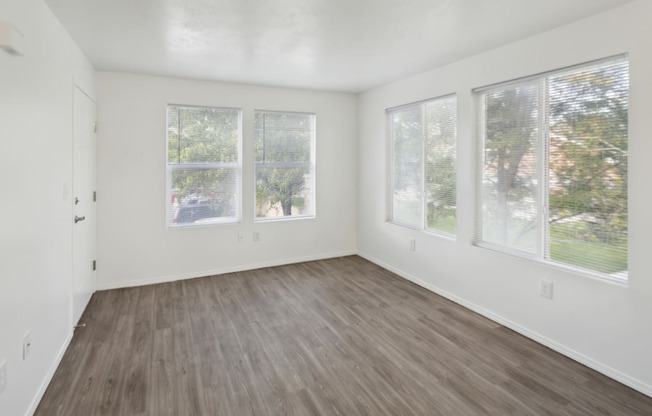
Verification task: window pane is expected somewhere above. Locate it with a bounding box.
[547,61,628,275]
[255,111,315,219]
[255,112,312,163]
[168,106,239,164]
[167,105,241,227]
[170,168,238,224]
[481,82,540,254]
[390,106,423,227]
[477,57,628,280]
[256,166,312,218]
[425,97,457,234]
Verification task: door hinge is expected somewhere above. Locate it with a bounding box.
[92,260,96,271]
[93,191,97,202]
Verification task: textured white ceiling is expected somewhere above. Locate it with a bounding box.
[45,0,632,92]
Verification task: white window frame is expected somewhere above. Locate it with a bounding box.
[166,104,243,228]
[254,110,316,222]
[386,94,457,238]
[474,55,629,285]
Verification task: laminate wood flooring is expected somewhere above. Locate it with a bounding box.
[35,256,652,415]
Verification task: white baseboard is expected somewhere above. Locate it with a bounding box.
[96,250,357,291]
[357,250,652,399]
[25,330,74,416]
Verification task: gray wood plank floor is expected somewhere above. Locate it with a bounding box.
[36,256,652,415]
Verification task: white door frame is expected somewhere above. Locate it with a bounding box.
[71,82,97,328]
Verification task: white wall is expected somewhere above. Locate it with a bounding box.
[0,1,95,415]
[358,0,652,396]
[96,72,357,289]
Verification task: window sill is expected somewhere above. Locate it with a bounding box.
[254,215,315,223]
[387,219,457,242]
[167,218,240,229]
[473,241,628,288]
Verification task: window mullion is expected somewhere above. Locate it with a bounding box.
[387,114,394,222]
[543,78,551,262]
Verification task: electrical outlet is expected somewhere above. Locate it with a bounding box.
[23,332,31,360]
[0,360,6,397]
[238,232,245,243]
[253,231,260,242]
[409,239,416,252]
[540,280,554,300]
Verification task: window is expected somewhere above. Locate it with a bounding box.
[167,105,241,226]
[476,56,629,282]
[388,95,457,236]
[255,111,316,220]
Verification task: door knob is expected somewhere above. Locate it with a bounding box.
[74,215,86,223]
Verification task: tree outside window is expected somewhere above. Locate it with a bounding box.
[255,111,315,219]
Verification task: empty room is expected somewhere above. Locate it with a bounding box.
[2,0,652,415]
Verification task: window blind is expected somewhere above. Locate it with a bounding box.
[255,111,316,219]
[476,56,629,282]
[167,105,242,226]
[389,104,423,228]
[424,98,457,234]
[388,95,457,235]
[479,81,540,254]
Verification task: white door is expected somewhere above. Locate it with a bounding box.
[72,85,97,327]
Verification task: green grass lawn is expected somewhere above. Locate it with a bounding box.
[427,214,456,235]
[549,225,627,275]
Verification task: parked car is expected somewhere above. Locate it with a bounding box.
[173,200,220,224]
